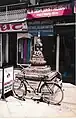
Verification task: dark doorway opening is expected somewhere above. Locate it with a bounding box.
[59,35,75,84]
[56,25,75,84]
[8,33,17,67]
[41,36,56,70]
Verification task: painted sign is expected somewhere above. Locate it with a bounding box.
[27,3,72,19]
[4,66,13,94]
[28,20,54,36]
[0,22,27,32]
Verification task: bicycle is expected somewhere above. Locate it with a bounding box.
[13,65,64,105]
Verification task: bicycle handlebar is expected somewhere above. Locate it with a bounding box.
[17,64,31,74]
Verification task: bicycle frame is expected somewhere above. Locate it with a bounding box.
[19,75,48,95]
[16,69,62,95]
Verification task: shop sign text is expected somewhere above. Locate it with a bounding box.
[27,3,72,19]
[0,22,27,32]
[28,20,54,36]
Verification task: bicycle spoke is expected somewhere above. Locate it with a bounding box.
[41,83,63,105]
[13,77,27,98]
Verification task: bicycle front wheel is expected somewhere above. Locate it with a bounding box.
[13,77,27,98]
[40,82,63,105]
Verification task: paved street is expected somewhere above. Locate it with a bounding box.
[0,82,76,118]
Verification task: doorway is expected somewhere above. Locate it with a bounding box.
[2,33,17,67]
[41,36,56,70]
[2,33,9,66]
[8,33,17,66]
[59,35,75,84]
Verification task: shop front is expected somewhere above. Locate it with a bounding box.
[27,1,75,84]
[0,21,32,67]
[55,23,75,84]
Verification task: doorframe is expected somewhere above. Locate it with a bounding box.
[56,34,60,72]
[17,38,18,65]
[6,33,9,63]
[16,38,31,66]
[0,34,2,67]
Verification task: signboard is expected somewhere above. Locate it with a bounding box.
[28,20,54,36]
[4,66,14,94]
[0,69,3,97]
[27,3,72,19]
[0,22,27,32]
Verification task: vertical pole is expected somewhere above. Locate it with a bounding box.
[75,14,76,85]
[30,39,32,60]
[6,6,8,21]
[17,38,18,65]
[23,40,27,63]
[34,36,37,52]
[56,34,60,72]
[74,36,76,85]
[1,68,5,100]
[6,34,8,63]
[27,39,31,62]
[0,34,2,67]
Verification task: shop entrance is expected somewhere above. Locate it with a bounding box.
[41,36,56,70]
[0,33,17,67]
[59,35,75,84]
[56,25,75,84]
[8,33,17,66]
[41,33,75,84]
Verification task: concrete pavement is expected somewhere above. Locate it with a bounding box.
[0,83,76,118]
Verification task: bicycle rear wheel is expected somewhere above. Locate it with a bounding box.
[40,82,63,105]
[13,77,27,98]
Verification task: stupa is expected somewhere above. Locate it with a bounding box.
[30,38,46,66]
[24,37,51,79]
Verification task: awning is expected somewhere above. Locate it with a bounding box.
[0,18,27,24]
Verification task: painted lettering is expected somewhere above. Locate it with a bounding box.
[12,23,23,30]
[0,24,10,31]
[0,23,25,32]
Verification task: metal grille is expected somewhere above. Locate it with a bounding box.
[0,3,27,22]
